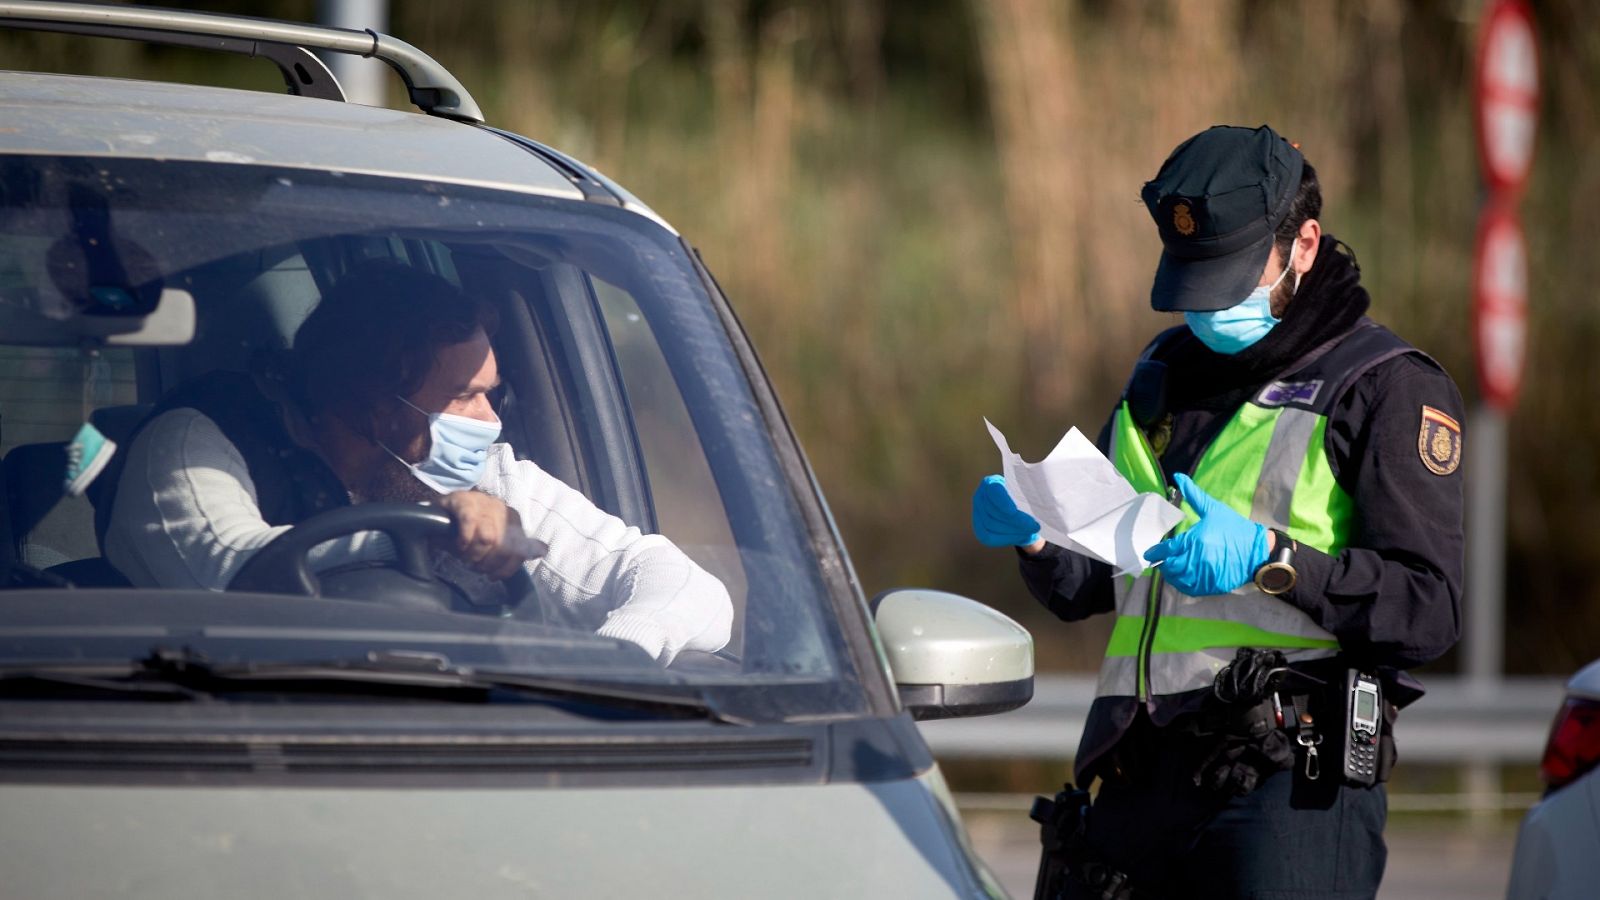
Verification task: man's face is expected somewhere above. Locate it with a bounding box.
[406,327,501,429]
[362,328,501,502]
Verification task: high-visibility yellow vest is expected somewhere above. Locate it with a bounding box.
[1095,320,1422,704]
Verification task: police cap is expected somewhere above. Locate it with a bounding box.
[1141,124,1305,312]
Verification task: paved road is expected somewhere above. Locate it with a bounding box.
[958,806,1516,900]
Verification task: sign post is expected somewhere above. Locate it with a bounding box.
[1467,203,1527,706]
[1467,0,1537,702]
[318,0,390,107]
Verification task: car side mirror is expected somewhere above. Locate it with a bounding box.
[872,588,1033,721]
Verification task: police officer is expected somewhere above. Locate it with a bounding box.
[972,125,1464,898]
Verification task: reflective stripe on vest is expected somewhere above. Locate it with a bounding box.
[1100,400,1346,701]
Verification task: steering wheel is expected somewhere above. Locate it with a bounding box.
[228,503,535,615]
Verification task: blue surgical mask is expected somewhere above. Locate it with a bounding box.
[1185,249,1298,355]
[383,396,501,494]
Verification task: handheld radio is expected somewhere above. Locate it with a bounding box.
[1341,670,1382,786]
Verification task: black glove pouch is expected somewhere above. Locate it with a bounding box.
[1191,695,1296,797]
[1190,648,1297,796]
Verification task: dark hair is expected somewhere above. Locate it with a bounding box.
[291,260,496,436]
[1274,160,1321,262]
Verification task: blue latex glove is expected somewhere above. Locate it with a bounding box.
[971,475,1042,548]
[1142,473,1270,596]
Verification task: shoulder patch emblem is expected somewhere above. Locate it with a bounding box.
[1173,202,1196,236]
[1418,406,1462,476]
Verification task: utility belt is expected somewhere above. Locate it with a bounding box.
[1032,650,1399,899]
[1182,649,1397,795]
[1096,667,1397,796]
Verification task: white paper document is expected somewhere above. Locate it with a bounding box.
[985,419,1186,576]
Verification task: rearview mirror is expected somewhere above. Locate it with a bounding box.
[106,287,196,346]
[872,588,1033,721]
[1,287,195,347]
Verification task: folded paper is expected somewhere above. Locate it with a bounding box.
[985,419,1185,576]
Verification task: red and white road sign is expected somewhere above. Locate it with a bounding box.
[1475,0,1540,195]
[1473,203,1528,411]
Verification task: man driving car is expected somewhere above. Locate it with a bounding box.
[100,260,733,664]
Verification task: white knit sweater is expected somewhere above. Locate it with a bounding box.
[103,408,733,663]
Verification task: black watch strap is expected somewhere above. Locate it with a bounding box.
[1255,529,1298,595]
[1270,529,1296,560]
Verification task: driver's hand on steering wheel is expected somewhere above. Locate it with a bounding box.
[434,491,530,581]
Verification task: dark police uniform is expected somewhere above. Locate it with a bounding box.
[1014,127,1464,899]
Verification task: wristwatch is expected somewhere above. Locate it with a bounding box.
[1254,529,1297,595]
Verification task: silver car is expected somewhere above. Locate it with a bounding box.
[0,3,1031,897]
[1507,658,1600,900]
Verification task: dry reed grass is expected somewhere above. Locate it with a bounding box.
[412,0,1594,674]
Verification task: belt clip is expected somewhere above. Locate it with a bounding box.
[1296,728,1323,781]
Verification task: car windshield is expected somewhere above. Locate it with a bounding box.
[0,156,868,721]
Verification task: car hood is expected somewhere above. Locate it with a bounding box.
[0,773,1004,899]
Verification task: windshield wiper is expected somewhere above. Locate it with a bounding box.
[0,670,204,701]
[0,647,750,725]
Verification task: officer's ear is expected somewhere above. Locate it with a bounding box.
[1292,219,1322,277]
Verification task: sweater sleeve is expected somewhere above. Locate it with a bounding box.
[1280,355,1465,669]
[1018,544,1116,621]
[480,447,733,664]
[103,408,393,590]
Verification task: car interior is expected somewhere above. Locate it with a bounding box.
[0,230,750,659]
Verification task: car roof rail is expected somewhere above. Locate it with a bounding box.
[0,0,484,123]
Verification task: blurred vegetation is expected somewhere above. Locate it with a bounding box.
[5,0,1596,674]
